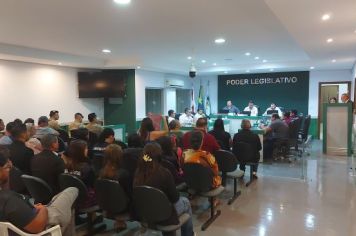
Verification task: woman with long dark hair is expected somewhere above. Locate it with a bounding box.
[133,142,194,236]
[138,116,168,143]
[208,118,231,150]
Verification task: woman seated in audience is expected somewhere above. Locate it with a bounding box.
[183,131,221,189]
[133,142,194,236]
[127,133,144,148]
[208,118,231,151]
[62,139,96,208]
[92,128,116,158]
[168,120,184,149]
[138,116,168,143]
[156,136,184,184]
[283,111,291,125]
[25,122,42,154]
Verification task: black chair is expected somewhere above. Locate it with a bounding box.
[288,119,303,157]
[183,163,224,230]
[133,186,190,235]
[232,142,258,187]
[58,173,106,235]
[214,150,243,204]
[21,175,53,204]
[9,167,27,194]
[95,179,130,231]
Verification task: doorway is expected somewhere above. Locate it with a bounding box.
[318,81,351,139]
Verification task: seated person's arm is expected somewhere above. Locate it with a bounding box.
[23,205,48,234]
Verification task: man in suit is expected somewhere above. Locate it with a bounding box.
[31,134,64,194]
[8,124,34,175]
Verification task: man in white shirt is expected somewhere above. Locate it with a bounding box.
[167,110,176,124]
[244,101,259,116]
[179,108,194,126]
[193,109,205,123]
[263,103,283,117]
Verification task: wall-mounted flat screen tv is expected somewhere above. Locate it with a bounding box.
[78,71,127,98]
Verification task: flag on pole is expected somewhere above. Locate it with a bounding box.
[205,81,211,116]
[191,83,195,113]
[197,82,205,112]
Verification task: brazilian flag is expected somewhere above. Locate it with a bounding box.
[197,84,205,112]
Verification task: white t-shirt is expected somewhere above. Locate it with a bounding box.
[243,106,258,116]
[168,116,175,124]
[263,107,283,117]
[193,113,204,123]
[179,113,194,126]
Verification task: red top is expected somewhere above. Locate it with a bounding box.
[182,129,220,154]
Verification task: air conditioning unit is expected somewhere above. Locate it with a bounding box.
[165,79,184,88]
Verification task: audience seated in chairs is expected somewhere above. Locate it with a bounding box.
[138,116,169,143]
[25,122,42,154]
[233,119,261,178]
[0,152,78,236]
[183,130,221,189]
[92,128,117,158]
[0,121,16,145]
[62,139,96,209]
[127,133,144,148]
[8,124,34,175]
[31,134,65,194]
[133,142,194,236]
[33,116,59,140]
[0,118,5,138]
[182,118,220,154]
[208,118,232,151]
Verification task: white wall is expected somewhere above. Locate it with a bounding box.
[0,60,104,124]
[135,70,194,119]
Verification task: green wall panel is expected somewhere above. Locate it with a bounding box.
[309,118,318,139]
[104,70,136,134]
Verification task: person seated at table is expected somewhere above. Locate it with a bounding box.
[138,116,168,143]
[183,130,221,188]
[167,109,176,124]
[48,110,60,131]
[86,112,103,137]
[68,113,84,131]
[263,103,283,117]
[232,119,261,178]
[222,100,240,114]
[260,114,289,161]
[208,118,231,151]
[243,100,258,116]
[193,109,205,123]
[179,108,194,126]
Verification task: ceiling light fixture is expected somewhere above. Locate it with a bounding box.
[102,49,111,54]
[113,0,131,5]
[262,59,267,63]
[245,52,251,56]
[136,66,141,69]
[58,62,62,65]
[215,38,226,44]
[246,70,250,73]
[327,38,334,43]
[270,69,274,72]
[310,66,315,70]
[201,60,206,63]
[213,63,217,66]
[224,71,228,74]
[321,14,331,21]
[254,56,259,60]
[332,59,336,63]
[187,56,192,60]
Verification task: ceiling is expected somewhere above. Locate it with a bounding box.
[0,0,355,75]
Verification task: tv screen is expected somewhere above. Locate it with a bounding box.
[78,71,127,98]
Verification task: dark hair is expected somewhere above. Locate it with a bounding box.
[5,122,16,133]
[284,111,290,118]
[139,118,155,141]
[100,144,123,180]
[0,153,8,167]
[168,120,180,131]
[249,100,254,104]
[291,109,298,115]
[66,139,88,171]
[13,119,23,126]
[98,128,115,143]
[41,134,58,150]
[184,108,190,113]
[127,133,143,148]
[71,128,89,141]
[156,136,174,156]
[88,113,97,122]
[168,110,174,116]
[11,124,27,140]
[133,142,162,186]
[75,113,83,118]
[329,97,337,102]
[213,118,225,132]
[190,131,203,150]
[272,114,280,119]
[0,146,10,167]
[38,116,49,125]
[196,118,207,128]
[49,110,58,118]
[24,118,35,125]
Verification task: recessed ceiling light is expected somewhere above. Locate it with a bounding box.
[213,63,217,66]
[224,71,228,74]
[58,62,62,65]
[113,0,131,5]
[262,59,267,63]
[354,29,356,33]
[310,66,315,70]
[321,14,331,21]
[102,49,111,54]
[270,68,274,72]
[245,52,251,56]
[332,59,336,63]
[187,56,192,60]
[201,60,206,63]
[327,38,334,43]
[254,56,259,60]
[215,38,226,44]
[136,66,141,69]
[246,70,250,73]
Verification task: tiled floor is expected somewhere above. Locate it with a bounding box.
[79,141,356,236]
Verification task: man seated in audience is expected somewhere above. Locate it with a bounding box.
[243,100,258,116]
[0,119,5,137]
[183,130,221,188]
[193,108,205,123]
[179,108,194,126]
[48,110,60,130]
[25,123,43,154]
[232,119,261,178]
[86,112,103,136]
[34,116,59,140]
[31,134,65,194]
[8,124,34,175]
[0,153,78,235]
[0,121,15,145]
[167,109,176,124]
[260,114,289,161]
[182,118,220,154]
[68,113,84,131]
[263,103,283,117]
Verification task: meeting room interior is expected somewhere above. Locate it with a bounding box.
[0,0,356,236]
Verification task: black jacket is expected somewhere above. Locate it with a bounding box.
[9,140,34,175]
